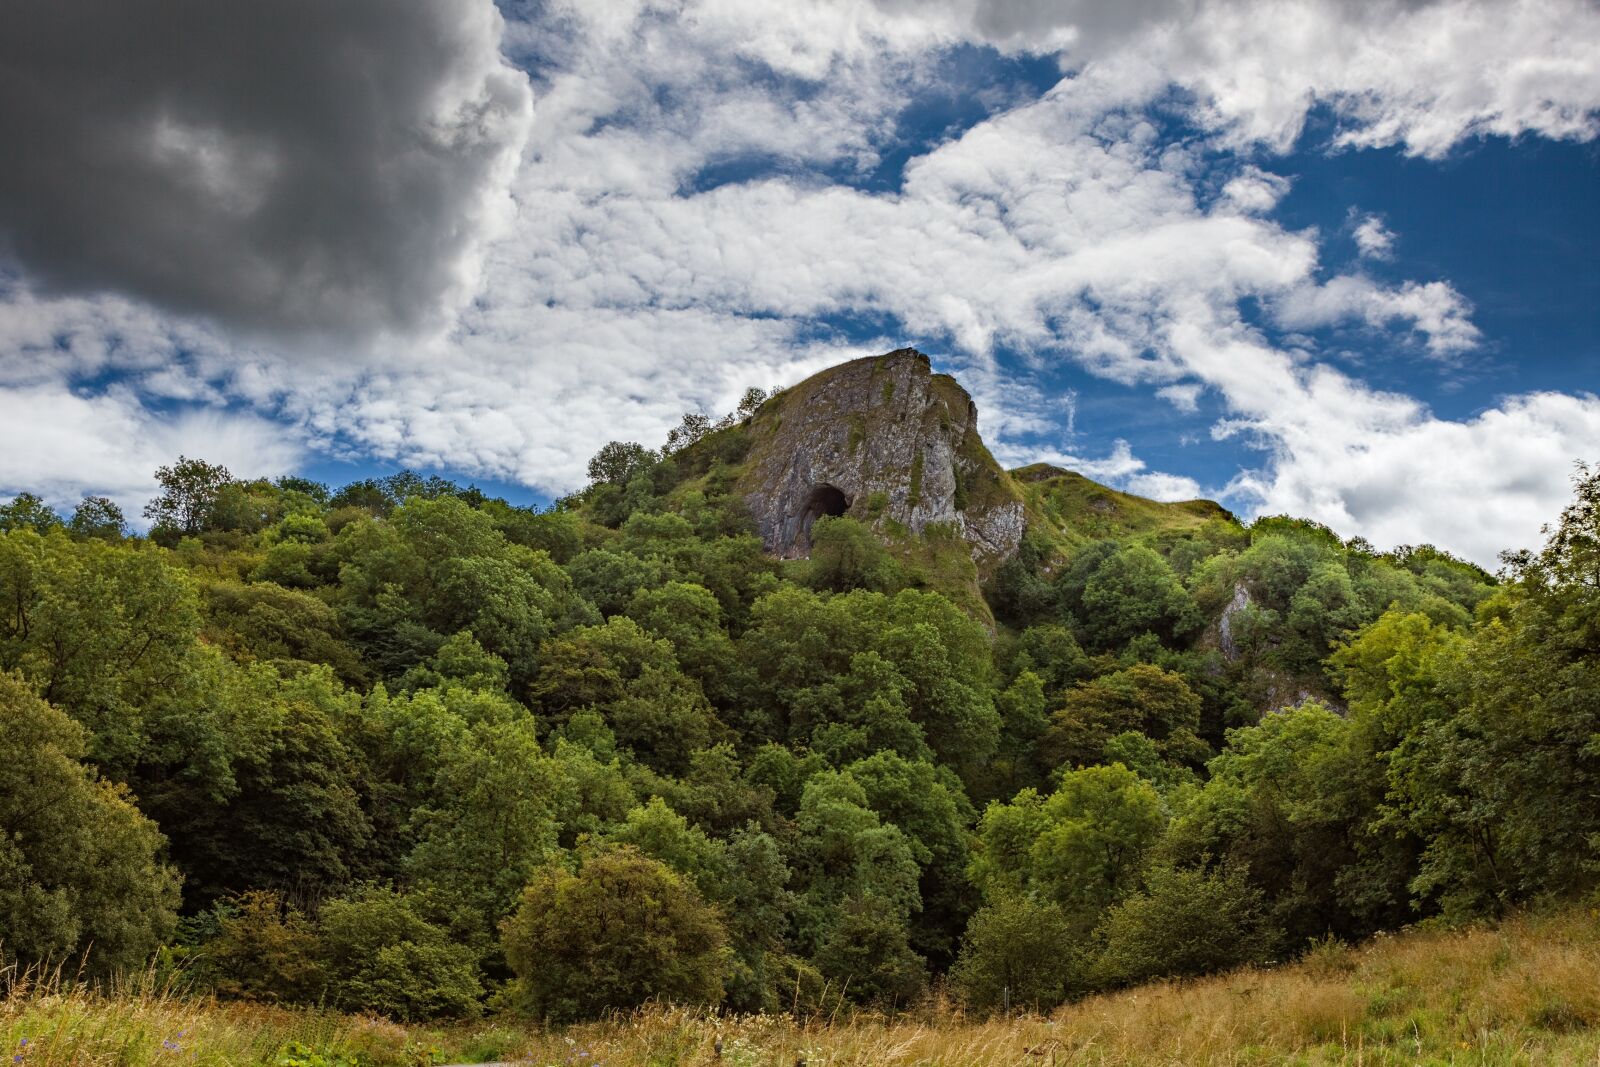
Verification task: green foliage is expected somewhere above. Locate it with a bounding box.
[0,671,179,975]
[1077,544,1199,649]
[1163,700,1406,948]
[587,441,659,488]
[68,495,126,540]
[501,847,728,1022]
[1089,864,1271,986]
[950,893,1078,1013]
[0,492,62,533]
[201,890,325,1003]
[144,455,232,536]
[318,886,482,1020]
[812,894,927,1008]
[971,765,1164,927]
[531,616,724,775]
[806,515,903,593]
[1044,664,1209,774]
[0,431,1591,1025]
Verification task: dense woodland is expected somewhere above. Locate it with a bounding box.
[1,416,1597,1025]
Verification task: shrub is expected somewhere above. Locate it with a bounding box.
[317,887,482,1020]
[1091,864,1273,987]
[204,890,325,1002]
[501,847,728,1022]
[950,894,1079,1013]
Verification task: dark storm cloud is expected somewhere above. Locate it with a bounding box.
[0,0,531,339]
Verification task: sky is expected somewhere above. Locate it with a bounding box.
[1,0,1597,567]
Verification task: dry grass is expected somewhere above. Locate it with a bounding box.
[5,908,1600,1066]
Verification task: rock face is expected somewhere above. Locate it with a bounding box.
[738,348,1025,570]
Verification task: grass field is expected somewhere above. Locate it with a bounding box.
[4,907,1598,1066]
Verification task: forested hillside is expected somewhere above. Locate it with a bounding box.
[1,382,1596,1027]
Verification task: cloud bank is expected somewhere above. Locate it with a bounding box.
[0,0,531,338]
[1,0,1597,567]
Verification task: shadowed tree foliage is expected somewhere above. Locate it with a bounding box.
[501,847,728,1022]
[0,671,180,975]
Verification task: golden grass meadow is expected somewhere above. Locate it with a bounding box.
[4,907,1599,1067]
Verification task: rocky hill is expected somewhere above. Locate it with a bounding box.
[737,349,1026,568]
[731,347,1229,577]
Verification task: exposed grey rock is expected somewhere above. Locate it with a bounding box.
[738,348,1024,570]
[1218,581,1252,661]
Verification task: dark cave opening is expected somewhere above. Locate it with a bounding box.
[797,483,850,552]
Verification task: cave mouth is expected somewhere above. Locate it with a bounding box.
[797,483,851,552]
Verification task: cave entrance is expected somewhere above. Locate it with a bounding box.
[797,483,850,553]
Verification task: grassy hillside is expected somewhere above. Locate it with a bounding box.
[1012,463,1235,550]
[7,907,1597,1066]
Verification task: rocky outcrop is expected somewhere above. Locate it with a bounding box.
[738,348,1025,571]
[1218,581,1252,661]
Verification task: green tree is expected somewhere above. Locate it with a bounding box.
[67,496,126,540]
[171,665,372,906]
[0,529,204,775]
[791,771,923,954]
[806,515,903,593]
[201,581,368,685]
[1044,664,1209,772]
[950,893,1078,1014]
[971,765,1164,928]
[1162,700,1406,948]
[144,456,232,536]
[0,672,179,975]
[990,669,1050,797]
[318,886,482,1020]
[530,617,724,776]
[1078,544,1199,649]
[843,751,975,967]
[811,894,927,1009]
[0,493,62,533]
[718,824,794,1012]
[201,890,324,1002]
[587,441,658,487]
[1090,864,1270,987]
[404,705,562,954]
[501,847,728,1022]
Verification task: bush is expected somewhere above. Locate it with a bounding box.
[1090,864,1273,987]
[203,890,324,1002]
[317,887,482,1020]
[811,895,927,1009]
[501,847,728,1022]
[806,516,902,593]
[950,894,1079,1014]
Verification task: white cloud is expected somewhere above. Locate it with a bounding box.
[1,0,1597,568]
[1157,383,1203,412]
[1352,213,1396,259]
[0,384,305,523]
[1229,390,1600,567]
[912,0,1600,157]
[1274,276,1480,357]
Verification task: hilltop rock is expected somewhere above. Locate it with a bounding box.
[737,349,1025,571]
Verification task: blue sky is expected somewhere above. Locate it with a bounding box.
[1,0,1597,565]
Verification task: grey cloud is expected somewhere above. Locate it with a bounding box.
[0,0,530,339]
[874,0,1442,52]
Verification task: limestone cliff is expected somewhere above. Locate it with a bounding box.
[737,349,1025,573]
